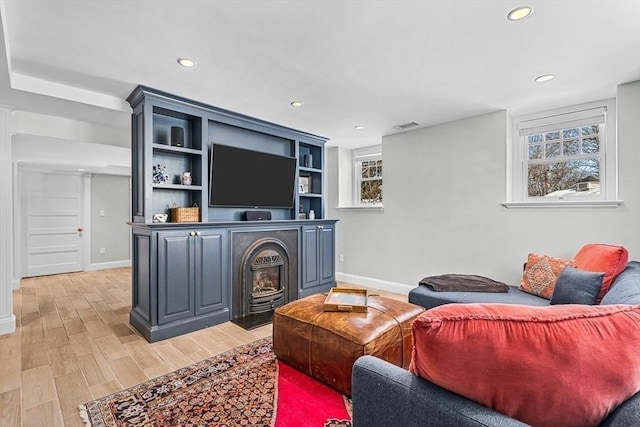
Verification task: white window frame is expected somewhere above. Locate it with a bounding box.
[353,146,383,207]
[505,99,621,208]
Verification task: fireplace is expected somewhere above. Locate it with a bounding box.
[231,229,298,329]
[249,249,284,314]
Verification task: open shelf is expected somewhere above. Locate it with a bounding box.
[130,86,328,223]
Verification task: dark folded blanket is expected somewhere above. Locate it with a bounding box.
[419,274,510,292]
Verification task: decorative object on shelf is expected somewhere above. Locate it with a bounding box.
[170,203,200,222]
[298,206,306,219]
[303,154,313,168]
[171,126,184,147]
[153,164,170,184]
[300,176,311,194]
[309,209,316,220]
[153,213,168,223]
[181,171,192,185]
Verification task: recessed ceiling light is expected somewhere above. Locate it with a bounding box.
[507,6,533,21]
[177,58,197,68]
[77,168,85,172]
[290,101,303,107]
[354,126,365,130]
[535,74,555,83]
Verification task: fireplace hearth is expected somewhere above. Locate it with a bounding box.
[231,229,298,330]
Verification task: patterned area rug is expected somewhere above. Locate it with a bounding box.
[79,337,352,426]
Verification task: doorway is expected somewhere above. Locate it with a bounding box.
[20,169,86,277]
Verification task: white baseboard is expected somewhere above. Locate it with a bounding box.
[87,260,131,271]
[0,314,16,336]
[335,272,414,296]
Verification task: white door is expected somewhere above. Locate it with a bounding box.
[22,170,84,277]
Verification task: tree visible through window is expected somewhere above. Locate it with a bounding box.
[360,159,382,202]
[527,124,601,197]
[357,157,382,204]
[513,103,613,203]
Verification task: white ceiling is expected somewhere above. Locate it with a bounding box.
[1,0,640,152]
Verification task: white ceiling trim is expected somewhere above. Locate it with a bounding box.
[0,0,13,85]
[11,73,130,112]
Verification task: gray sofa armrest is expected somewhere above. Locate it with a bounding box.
[600,390,640,427]
[352,355,528,427]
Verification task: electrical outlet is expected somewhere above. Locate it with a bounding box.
[99,209,105,217]
[339,254,344,262]
[100,248,106,255]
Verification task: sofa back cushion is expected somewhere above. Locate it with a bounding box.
[410,303,640,427]
[575,243,628,303]
[601,261,640,305]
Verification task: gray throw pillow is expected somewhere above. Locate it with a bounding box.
[550,266,604,305]
[601,261,640,305]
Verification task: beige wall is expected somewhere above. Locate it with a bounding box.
[329,81,640,291]
[90,174,131,264]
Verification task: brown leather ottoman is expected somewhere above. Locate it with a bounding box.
[273,293,425,395]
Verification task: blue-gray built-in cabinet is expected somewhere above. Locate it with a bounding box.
[127,86,337,342]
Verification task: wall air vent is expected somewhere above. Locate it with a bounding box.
[393,121,422,131]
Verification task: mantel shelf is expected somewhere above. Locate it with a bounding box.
[152,184,203,191]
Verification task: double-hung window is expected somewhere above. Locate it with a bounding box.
[354,148,382,206]
[508,100,618,206]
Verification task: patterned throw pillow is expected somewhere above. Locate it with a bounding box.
[519,253,576,299]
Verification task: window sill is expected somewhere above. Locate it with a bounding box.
[336,205,384,212]
[502,200,623,209]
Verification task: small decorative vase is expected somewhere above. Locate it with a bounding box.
[308,210,315,220]
[304,154,313,168]
[181,172,192,185]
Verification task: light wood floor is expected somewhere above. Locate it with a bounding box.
[0,268,405,427]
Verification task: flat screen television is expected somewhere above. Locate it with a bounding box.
[209,144,297,208]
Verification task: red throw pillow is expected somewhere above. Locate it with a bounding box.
[410,303,640,427]
[519,253,575,299]
[575,243,628,303]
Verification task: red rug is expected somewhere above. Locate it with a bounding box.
[276,360,351,426]
[79,337,351,426]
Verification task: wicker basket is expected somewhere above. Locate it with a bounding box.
[170,204,200,222]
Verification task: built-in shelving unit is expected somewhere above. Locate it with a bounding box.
[126,86,336,342]
[297,141,324,219]
[129,86,328,223]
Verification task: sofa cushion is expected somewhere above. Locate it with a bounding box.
[550,266,604,305]
[575,243,628,303]
[519,253,575,299]
[408,284,549,310]
[601,261,640,305]
[409,303,640,427]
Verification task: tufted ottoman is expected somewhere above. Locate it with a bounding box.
[273,293,425,395]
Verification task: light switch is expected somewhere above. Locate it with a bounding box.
[99,210,105,217]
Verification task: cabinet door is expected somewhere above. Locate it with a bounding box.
[319,225,335,284]
[194,231,227,316]
[302,226,320,288]
[157,231,195,324]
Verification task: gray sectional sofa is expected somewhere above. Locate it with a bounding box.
[352,261,640,426]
